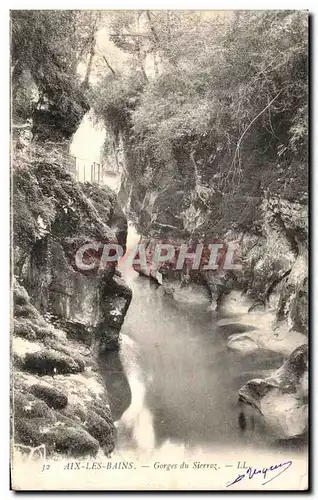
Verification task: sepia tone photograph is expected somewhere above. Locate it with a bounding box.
[10,9,308,491]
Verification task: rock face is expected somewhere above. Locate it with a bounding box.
[238,345,308,439]
[13,154,132,348]
[13,282,116,457]
[11,49,132,459]
[12,151,132,458]
[127,194,308,336]
[237,197,308,334]
[12,67,89,145]
[115,135,308,442]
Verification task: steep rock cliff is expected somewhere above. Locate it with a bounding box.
[13,281,116,457]
[114,140,308,440]
[122,171,308,337]
[12,149,132,458]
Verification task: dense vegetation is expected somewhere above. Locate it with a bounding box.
[91,10,308,235]
[11,10,98,137]
[11,10,308,234]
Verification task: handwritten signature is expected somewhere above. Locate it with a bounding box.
[226,460,293,488]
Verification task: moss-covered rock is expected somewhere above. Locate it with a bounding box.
[44,425,99,457]
[28,384,68,410]
[12,147,132,460]
[14,390,99,457]
[15,417,54,448]
[13,319,37,341]
[13,155,132,351]
[14,391,54,420]
[23,349,85,375]
[14,283,30,306]
[12,283,118,458]
[84,410,115,454]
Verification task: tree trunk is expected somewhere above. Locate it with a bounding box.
[81,16,99,90]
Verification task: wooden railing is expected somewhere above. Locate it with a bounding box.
[66,154,119,184]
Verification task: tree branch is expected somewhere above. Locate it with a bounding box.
[145,11,160,45]
[102,56,116,76]
[222,90,284,193]
[234,90,283,153]
[81,14,99,90]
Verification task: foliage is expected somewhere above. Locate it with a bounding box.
[12,147,118,270]
[91,10,308,234]
[11,10,91,135]
[89,71,146,139]
[11,10,95,89]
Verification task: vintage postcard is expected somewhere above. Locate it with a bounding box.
[10,9,308,491]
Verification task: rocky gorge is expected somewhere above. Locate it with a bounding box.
[109,136,308,443]
[11,10,308,469]
[108,131,308,443]
[11,59,133,459]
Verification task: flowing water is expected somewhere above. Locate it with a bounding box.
[69,121,307,490]
[103,226,306,465]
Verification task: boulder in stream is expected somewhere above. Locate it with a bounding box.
[238,344,308,439]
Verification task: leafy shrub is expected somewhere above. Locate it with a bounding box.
[91,11,307,234]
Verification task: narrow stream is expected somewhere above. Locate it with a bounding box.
[69,107,307,491]
[103,225,305,465]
